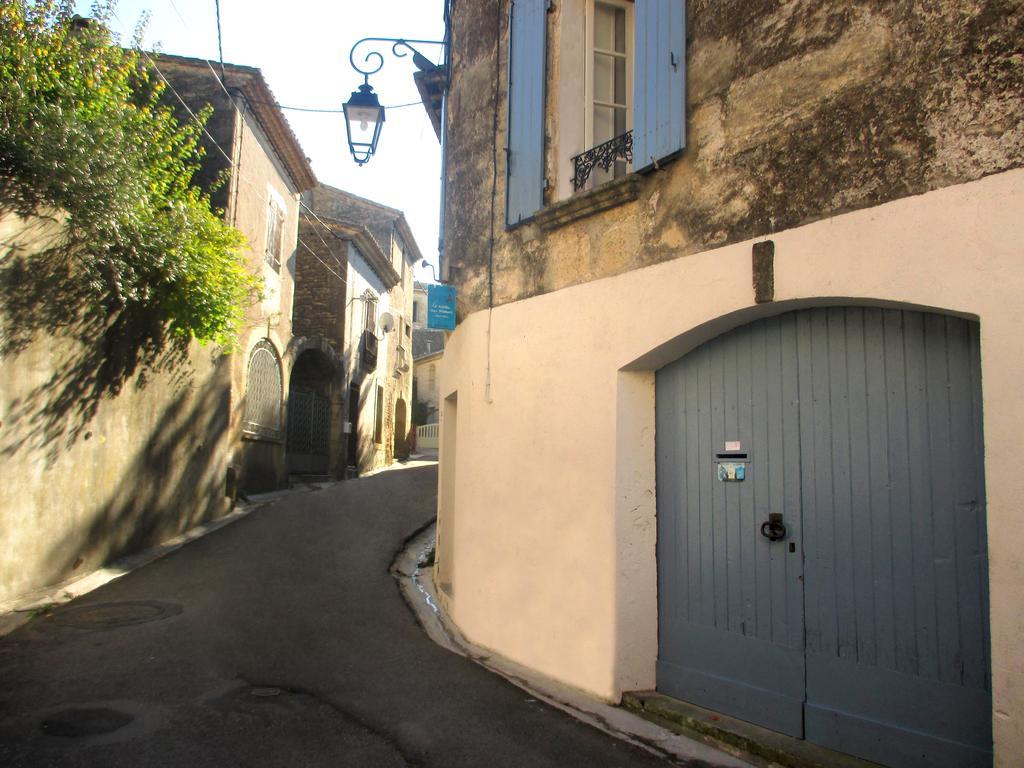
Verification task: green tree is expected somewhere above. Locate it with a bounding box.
[0,0,257,351]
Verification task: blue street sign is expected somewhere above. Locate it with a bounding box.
[427,284,456,331]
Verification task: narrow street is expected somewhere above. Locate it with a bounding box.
[0,462,713,767]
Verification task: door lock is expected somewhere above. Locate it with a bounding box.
[760,513,786,542]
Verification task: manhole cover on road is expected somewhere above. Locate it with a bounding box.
[40,707,134,738]
[250,687,283,698]
[49,601,183,630]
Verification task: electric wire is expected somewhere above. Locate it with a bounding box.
[108,4,420,290]
[121,5,355,260]
[213,0,226,84]
[118,4,349,282]
[164,0,419,112]
[146,6,384,266]
[151,0,432,269]
[130,37,349,285]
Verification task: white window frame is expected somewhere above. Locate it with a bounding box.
[264,186,286,272]
[364,294,378,333]
[584,0,634,162]
[553,0,636,200]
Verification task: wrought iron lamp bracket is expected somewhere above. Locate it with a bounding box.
[349,37,448,83]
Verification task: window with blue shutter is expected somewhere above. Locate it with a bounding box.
[506,0,548,226]
[632,0,686,172]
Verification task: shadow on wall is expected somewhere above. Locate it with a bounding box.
[356,427,378,474]
[0,215,193,464]
[35,364,232,587]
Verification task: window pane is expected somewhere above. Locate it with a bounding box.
[614,4,626,53]
[614,105,627,137]
[594,104,615,145]
[614,55,626,104]
[594,53,614,104]
[365,299,377,331]
[594,3,615,51]
[265,199,283,271]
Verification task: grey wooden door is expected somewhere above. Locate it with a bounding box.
[656,307,991,768]
[656,312,806,736]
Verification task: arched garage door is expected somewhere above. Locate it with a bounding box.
[655,307,990,768]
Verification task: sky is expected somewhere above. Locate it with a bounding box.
[76,0,446,283]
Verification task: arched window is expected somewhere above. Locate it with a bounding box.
[244,340,283,439]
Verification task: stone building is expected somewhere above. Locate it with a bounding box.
[156,55,317,495]
[300,185,421,475]
[433,2,1024,766]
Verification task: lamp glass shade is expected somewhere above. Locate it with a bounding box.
[343,83,385,165]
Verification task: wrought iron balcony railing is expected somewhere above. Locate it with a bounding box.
[571,130,633,192]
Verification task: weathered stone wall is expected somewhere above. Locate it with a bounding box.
[0,213,232,605]
[156,58,236,217]
[222,98,300,495]
[293,214,348,352]
[305,186,402,262]
[445,0,1024,315]
[157,59,297,495]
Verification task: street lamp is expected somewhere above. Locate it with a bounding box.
[343,37,447,166]
[343,81,385,166]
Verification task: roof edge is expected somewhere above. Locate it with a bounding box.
[302,212,399,289]
[154,53,317,192]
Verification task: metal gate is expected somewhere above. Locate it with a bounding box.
[286,388,330,475]
[655,307,990,768]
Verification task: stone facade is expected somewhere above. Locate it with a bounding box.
[444,0,1024,314]
[292,219,347,353]
[158,56,316,494]
[413,349,443,426]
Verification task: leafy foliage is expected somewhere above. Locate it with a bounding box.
[0,0,258,348]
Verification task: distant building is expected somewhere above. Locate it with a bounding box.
[412,349,443,426]
[300,185,422,474]
[410,283,446,426]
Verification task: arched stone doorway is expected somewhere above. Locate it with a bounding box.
[286,349,335,476]
[394,398,408,460]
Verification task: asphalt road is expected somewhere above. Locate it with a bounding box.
[0,462,709,767]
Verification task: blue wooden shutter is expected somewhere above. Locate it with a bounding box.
[633,0,686,171]
[506,0,547,226]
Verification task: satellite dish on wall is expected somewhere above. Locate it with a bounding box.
[379,311,395,334]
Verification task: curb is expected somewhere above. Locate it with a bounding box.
[391,523,753,768]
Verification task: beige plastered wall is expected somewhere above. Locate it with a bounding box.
[436,168,1024,764]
